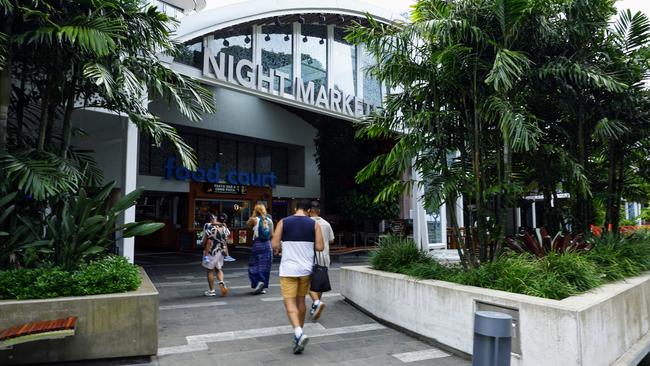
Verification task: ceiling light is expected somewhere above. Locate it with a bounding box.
[319,38,324,45]
[223,39,230,47]
[302,35,308,43]
[284,34,290,41]
[244,35,251,44]
[264,34,271,42]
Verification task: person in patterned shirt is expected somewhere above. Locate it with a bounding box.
[202,214,230,297]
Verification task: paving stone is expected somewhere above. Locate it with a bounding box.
[68,251,471,366]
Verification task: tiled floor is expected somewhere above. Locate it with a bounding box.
[58,250,470,366]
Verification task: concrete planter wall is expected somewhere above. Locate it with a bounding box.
[0,268,158,365]
[341,266,650,366]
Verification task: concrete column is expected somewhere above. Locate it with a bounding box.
[118,120,138,263]
[515,207,521,230]
[531,201,537,229]
[411,166,428,251]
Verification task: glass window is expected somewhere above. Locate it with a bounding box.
[361,45,382,107]
[237,142,255,172]
[219,139,237,172]
[255,145,272,173]
[300,24,327,91]
[332,28,357,96]
[261,24,293,94]
[138,133,151,174]
[197,135,218,168]
[271,147,289,185]
[175,39,203,69]
[212,26,253,78]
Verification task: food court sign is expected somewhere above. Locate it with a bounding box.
[164,157,277,188]
[203,50,380,118]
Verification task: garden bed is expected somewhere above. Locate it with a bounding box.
[0,267,158,365]
[341,265,650,366]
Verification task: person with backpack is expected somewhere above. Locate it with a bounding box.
[246,204,274,295]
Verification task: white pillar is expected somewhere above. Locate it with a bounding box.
[515,207,522,230]
[531,201,537,228]
[411,166,429,251]
[118,119,138,263]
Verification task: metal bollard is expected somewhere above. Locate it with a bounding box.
[472,311,513,366]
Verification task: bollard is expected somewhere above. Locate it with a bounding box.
[472,311,513,366]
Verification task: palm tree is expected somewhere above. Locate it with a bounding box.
[348,0,645,268]
[0,0,216,199]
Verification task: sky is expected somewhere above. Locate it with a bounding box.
[205,0,649,16]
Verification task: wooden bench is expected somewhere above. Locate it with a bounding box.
[0,317,77,350]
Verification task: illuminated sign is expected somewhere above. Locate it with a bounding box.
[164,157,277,188]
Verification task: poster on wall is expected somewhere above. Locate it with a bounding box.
[238,230,247,244]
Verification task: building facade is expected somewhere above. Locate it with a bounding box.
[71,0,450,261]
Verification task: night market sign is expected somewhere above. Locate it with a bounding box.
[164,157,277,188]
[203,50,380,118]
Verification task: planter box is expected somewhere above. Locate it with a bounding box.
[341,266,650,366]
[0,268,159,365]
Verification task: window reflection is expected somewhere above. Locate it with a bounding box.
[361,45,382,107]
[332,28,357,96]
[175,38,203,69]
[212,27,253,78]
[261,24,293,94]
[300,24,327,91]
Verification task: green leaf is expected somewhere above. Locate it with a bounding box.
[122,222,165,237]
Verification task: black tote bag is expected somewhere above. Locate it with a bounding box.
[310,251,331,293]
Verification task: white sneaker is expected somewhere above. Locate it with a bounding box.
[253,281,265,294]
[204,290,216,297]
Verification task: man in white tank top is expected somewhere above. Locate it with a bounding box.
[272,199,324,354]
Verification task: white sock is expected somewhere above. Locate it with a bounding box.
[314,300,321,306]
[294,327,302,338]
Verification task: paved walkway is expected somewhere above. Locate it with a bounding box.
[67,250,470,366]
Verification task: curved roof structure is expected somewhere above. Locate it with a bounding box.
[175,0,401,41]
[165,0,207,13]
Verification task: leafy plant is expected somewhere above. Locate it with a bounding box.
[505,228,590,258]
[370,235,431,273]
[0,255,140,300]
[0,192,50,269]
[45,183,164,270]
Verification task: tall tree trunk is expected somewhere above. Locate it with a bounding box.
[0,65,9,154]
[37,77,52,151]
[60,69,78,158]
[604,142,617,232]
[576,108,589,234]
[0,16,13,155]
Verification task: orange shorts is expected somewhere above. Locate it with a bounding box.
[279,276,311,298]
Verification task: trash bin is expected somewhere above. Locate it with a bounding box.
[472,311,513,366]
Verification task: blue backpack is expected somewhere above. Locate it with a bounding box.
[257,216,271,240]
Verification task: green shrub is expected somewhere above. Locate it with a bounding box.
[370,235,431,272]
[541,253,603,293]
[0,255,141,300]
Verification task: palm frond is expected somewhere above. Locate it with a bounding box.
[485,48,531,92]
[614,9,650,55]
[538,60,627,92]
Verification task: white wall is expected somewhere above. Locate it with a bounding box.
[71,109,128,189]
[147,85,320,198]
[341,266,650,366]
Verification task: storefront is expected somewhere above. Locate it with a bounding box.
[71,0,422,261]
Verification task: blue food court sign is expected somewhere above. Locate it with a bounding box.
[164,157,277,188]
